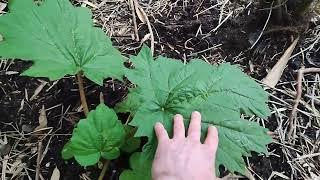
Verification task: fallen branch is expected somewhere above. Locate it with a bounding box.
[288,67,320,139]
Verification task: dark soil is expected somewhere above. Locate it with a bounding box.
[1,0,318,179]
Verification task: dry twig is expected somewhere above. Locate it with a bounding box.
[133,0,154,55]
[35,141,42,180]
[129,0,139,41]
[288,68,320,139]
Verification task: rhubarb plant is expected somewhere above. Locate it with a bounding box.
[117,45,272,177]
[0,0,273,178]
[0,0,126,178]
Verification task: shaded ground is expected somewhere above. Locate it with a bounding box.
[0,0,320,179]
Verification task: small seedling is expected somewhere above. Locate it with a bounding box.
[62,103,125,166]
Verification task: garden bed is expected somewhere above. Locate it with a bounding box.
[0,0,319,179]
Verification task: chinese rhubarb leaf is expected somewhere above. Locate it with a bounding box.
[0,0,124,85]
[62,103,125,166]
[116,45,272,175]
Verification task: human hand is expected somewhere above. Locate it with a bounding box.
[152,111,219,180]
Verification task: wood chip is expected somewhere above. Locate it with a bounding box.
[50,166,60,180]
[262,37,299,88]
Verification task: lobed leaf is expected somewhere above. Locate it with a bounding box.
[62,103,125,166]
[0,0,124,85]
[116,45,272,175]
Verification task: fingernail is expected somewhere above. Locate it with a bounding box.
[174,114,182,119]
[210,125,218,133]
[155,122,161,128]
[192,111,200,116]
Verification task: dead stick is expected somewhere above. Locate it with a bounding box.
[98,160,110,180]
[129,0,139,41]
[35,141,42,180]
[288,67,320,139]
[76,72,89,116]
[134,0,154,55]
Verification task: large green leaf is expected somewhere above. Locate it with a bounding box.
[0,0,124,85]
[62,103,125,166]
[116,45,272,175]
[119,152,152,180]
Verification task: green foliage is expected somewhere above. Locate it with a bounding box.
[116,45,272,175]
[62,104,125,166]
[119,152,152,180]
[0,0,124,85]
[120,125,141,153]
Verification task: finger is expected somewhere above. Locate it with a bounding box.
[173,114,185,139]
[154,122,169,142]
[187,111,201,141]
[204,125,219,152]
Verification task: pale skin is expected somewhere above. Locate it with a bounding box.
[152,111,219,180]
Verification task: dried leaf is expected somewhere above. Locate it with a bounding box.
[0,2,6,12]
[140,33,151,44]
[82,1,98,8]
[10,160,25,179]
[30,81,48,101]
[50,166,60,180]
[0,134,10,156]
[34,106,47,132]
[262,37,299,88]
[133,0,146,23]
[268,171,289,180]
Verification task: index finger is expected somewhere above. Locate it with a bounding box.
[154,122,169,142]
